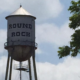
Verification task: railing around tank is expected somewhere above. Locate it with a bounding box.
[4,41,38,49]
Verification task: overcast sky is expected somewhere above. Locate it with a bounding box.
[0,0,80,80]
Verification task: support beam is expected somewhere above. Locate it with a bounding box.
[9,57,13,80]
[5,54,10,80]
[28,58,32,80]
[32,49,37,80]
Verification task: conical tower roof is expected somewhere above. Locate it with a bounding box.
[6,5,36,19]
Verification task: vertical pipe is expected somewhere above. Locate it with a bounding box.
[32,49,37,80]
[20,69,21,80]
[20,62,22,80]
[9,57,13,80]
[5,54,10,80]
[28,58,32,80]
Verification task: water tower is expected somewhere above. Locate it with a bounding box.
[4,5,37,80]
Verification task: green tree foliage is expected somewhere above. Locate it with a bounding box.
[58,46,70,58]
[69,0,80,29]
[58,0,80,58]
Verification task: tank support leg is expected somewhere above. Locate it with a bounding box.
[9,57,13,80]
[5,54,10,80]
[28,58,32,80]
[32,49,37,80]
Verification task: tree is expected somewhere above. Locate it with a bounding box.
[58,0,80,58]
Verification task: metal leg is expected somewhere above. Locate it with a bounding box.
[28,58,32,80]
[5,54,10,80]
[9,57,13,80]
[32,49,37,80]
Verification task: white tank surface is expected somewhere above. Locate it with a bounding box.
[4,5,37,61]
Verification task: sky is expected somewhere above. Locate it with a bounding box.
[0,0,80,80]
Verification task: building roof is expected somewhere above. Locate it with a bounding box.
[6,5,36,19]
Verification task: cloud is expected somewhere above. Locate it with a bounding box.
[0,29,7,53]
[36,57,80,80]
[0,0,63,22]
[0,56,80,80]
[36,48,43,54]
[0,56,7,80]
[36,21,74,46]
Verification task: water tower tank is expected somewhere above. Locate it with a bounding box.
[4,6,37,61]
